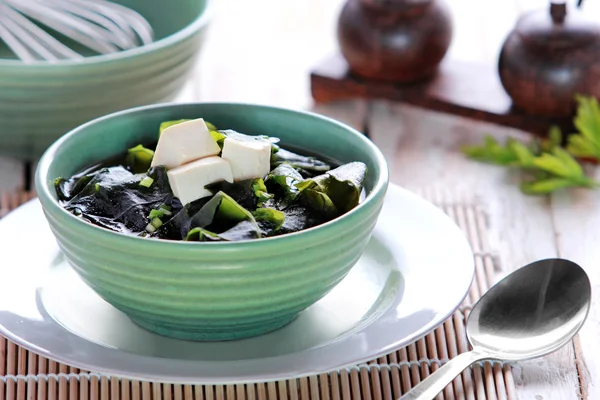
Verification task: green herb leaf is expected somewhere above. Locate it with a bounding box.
[574,95,600,151]
[507,139,535,167]
[520,178,579,195]
[549,126,562,148]
[531,149,583,180]
[462,97,600,196]
[553,147,584,177]
[567,132,599,158]
[462,135,520,166]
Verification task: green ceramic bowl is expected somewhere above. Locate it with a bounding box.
[0,0,210,66]
[35,103,390,341]
[0,0,211,160]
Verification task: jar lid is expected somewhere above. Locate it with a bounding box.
[515,3,600,49]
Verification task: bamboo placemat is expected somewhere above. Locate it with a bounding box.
[0,188,517,400]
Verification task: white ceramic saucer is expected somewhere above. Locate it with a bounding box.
[0,184,474,384]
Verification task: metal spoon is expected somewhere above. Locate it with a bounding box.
[401,258,591,400]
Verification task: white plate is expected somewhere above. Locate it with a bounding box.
[0,184,474,384]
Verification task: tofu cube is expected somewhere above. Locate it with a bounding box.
[151,118,221,169]
[221,137,271,181]
[167,156,233,205]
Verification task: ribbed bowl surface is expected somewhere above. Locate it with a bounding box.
[0,0,210,160]
[35,103,389,341]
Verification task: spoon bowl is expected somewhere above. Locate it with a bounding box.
[402,258,591,400]
[468,258,591,360]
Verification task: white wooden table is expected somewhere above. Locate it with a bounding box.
[1,0,599,398]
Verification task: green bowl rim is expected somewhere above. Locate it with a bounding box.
[0,0,213,68]
[35,102,390,248]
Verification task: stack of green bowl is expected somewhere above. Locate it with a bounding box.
[0,0,211,161]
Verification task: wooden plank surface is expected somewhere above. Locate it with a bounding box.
[1,0,599,398]
[368,103,583,400]
[551,187,600,400]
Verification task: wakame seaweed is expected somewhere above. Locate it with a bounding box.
[55,121,368,242]
[58,166,182,235]
[264,163,303,209]
[271,148,331,178]
[204,178,273,210]
[296,162,367,216]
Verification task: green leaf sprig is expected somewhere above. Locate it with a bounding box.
[462,95,600,195]
[566,95,600,159]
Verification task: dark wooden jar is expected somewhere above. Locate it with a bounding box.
[498,2,600,117]
[337,0,453,83]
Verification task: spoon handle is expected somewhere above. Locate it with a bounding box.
[399,350,489,400]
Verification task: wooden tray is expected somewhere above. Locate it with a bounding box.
[310,54,576,137]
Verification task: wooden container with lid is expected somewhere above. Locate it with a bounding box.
[336,0,453,83]
[498,1,600,117]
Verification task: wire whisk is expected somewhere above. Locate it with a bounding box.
[0,0,154,62]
